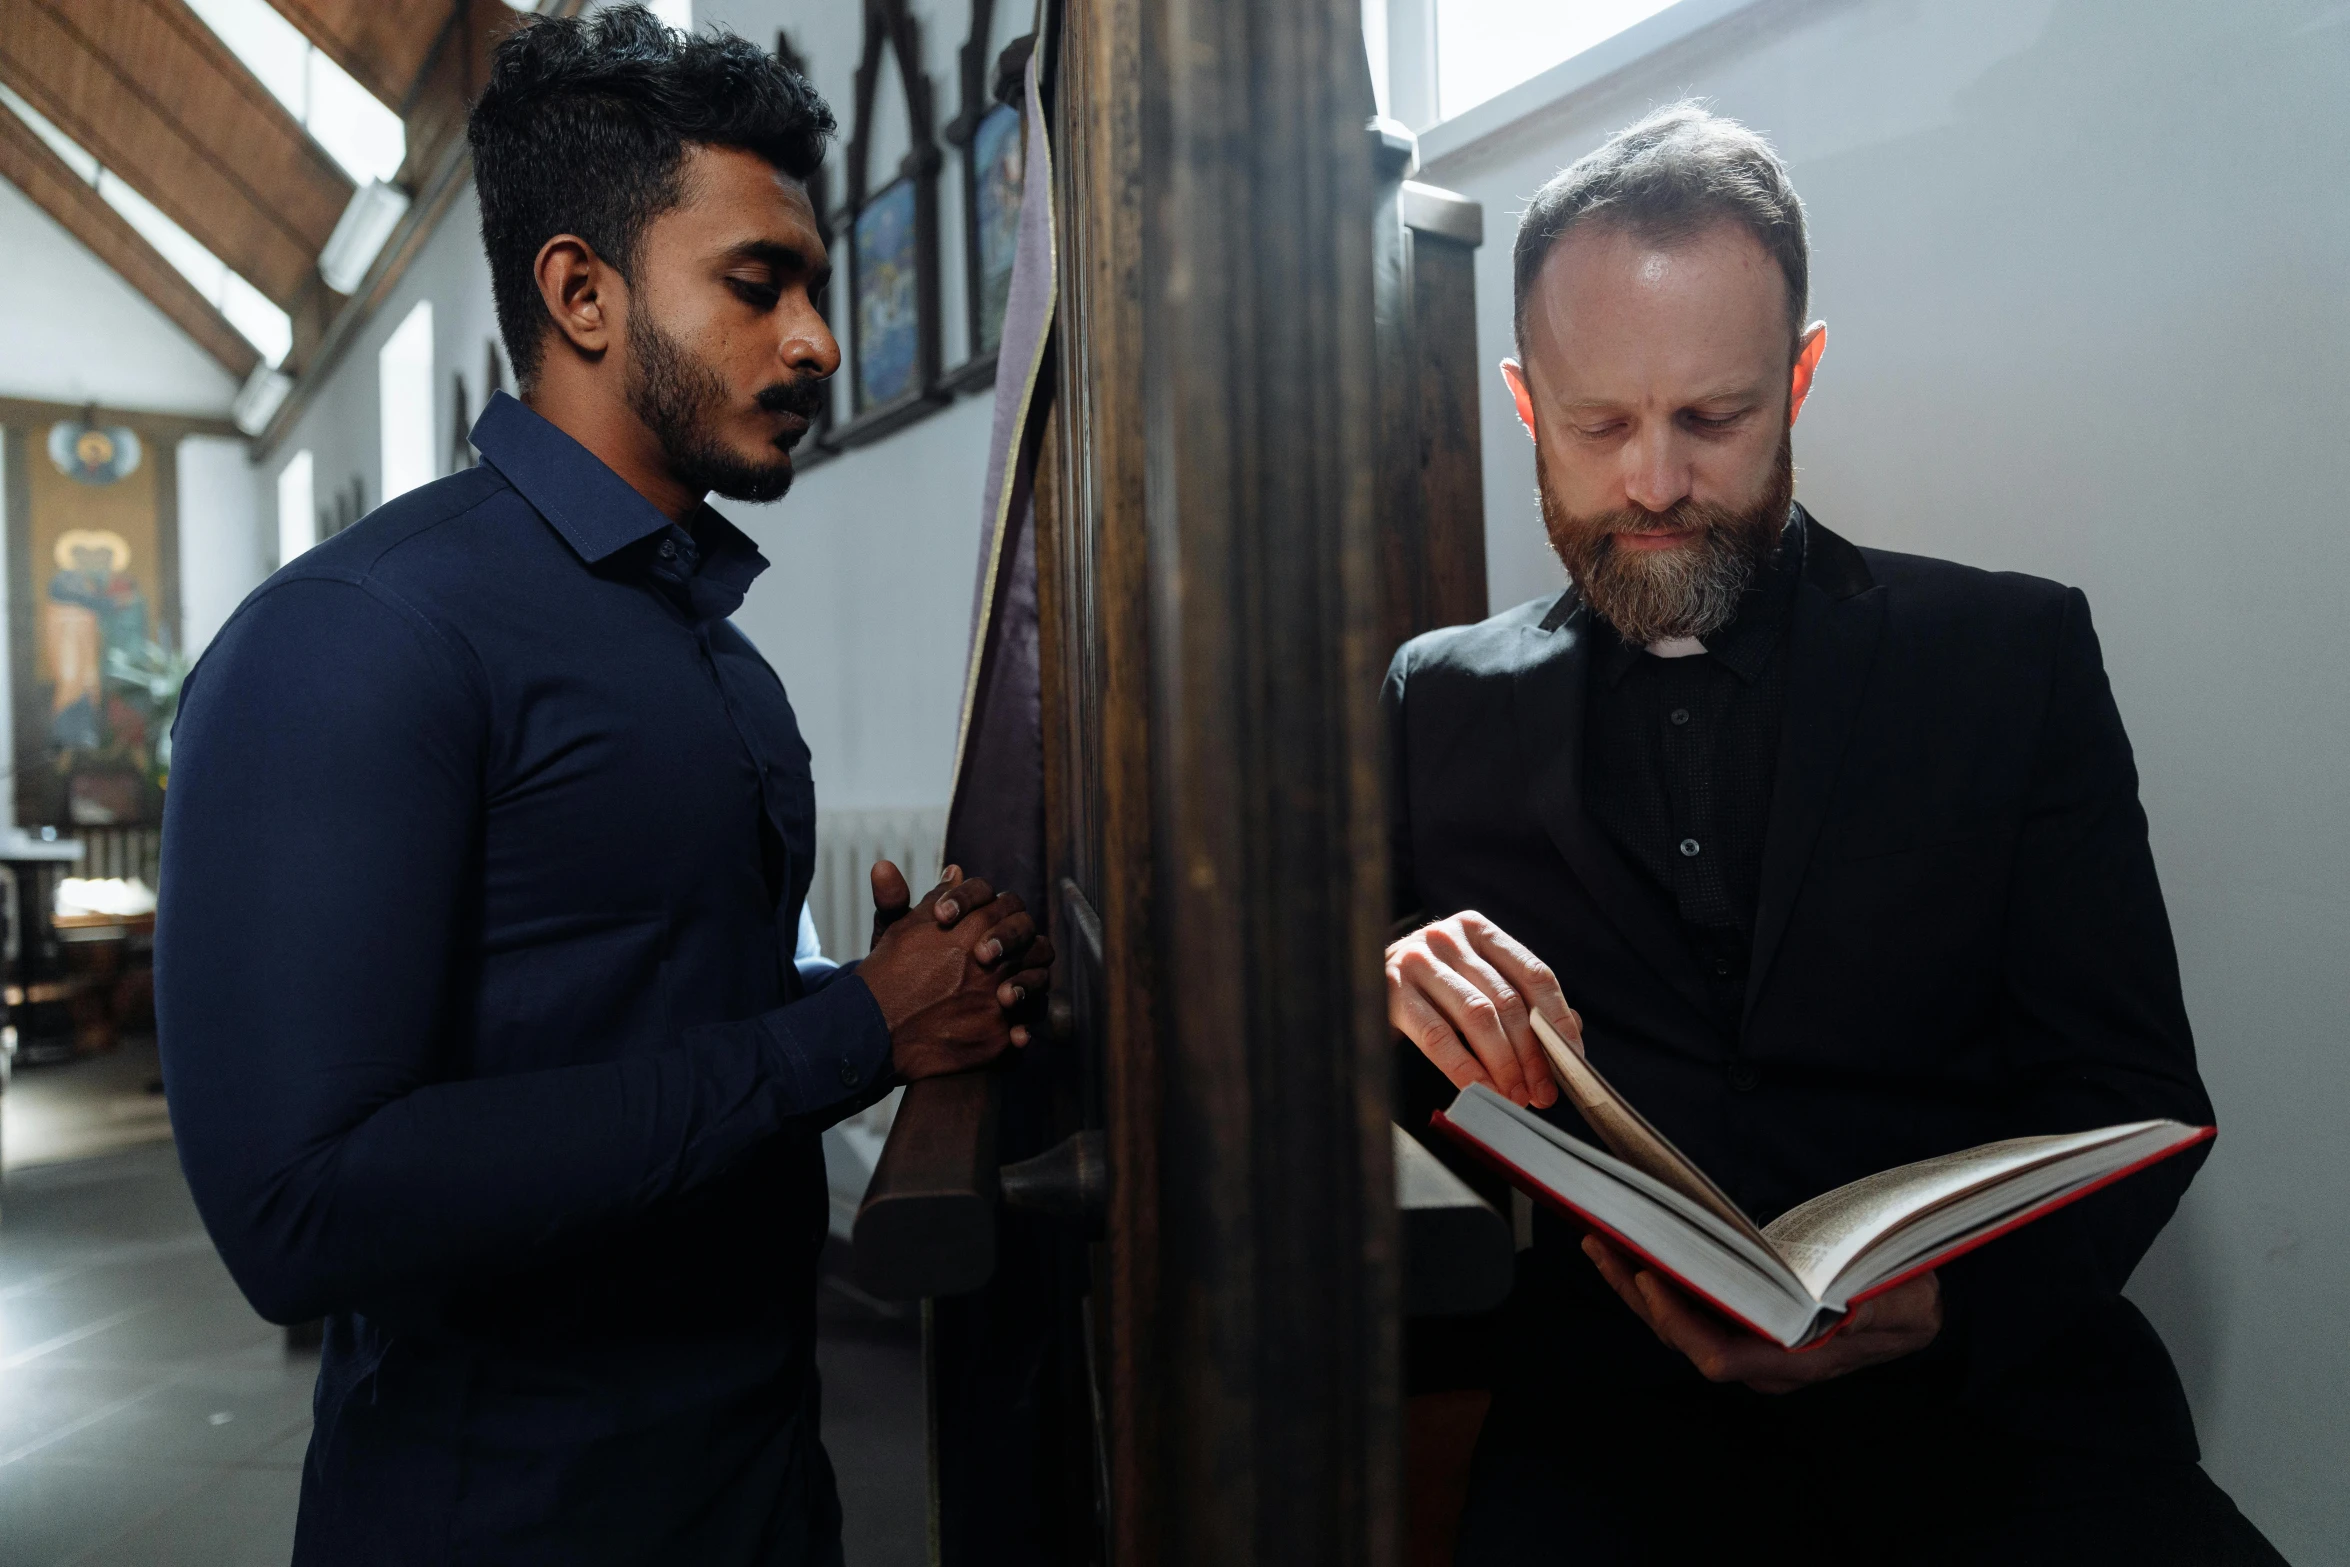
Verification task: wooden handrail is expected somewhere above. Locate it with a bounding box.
[850,1069,1000,1301]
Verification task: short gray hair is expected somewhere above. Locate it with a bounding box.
[1512,102,1808,359]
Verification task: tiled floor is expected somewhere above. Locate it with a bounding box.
[0,1050,928,1567]
[0,1142,313,1567]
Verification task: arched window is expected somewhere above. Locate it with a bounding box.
[833,0,948,447]
[942,1,1036,389]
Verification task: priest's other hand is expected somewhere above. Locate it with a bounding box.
[1385,910,1576,1109]
[863,861,1055,1080]
[1581,1234,1943,1394]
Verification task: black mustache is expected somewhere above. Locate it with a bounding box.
[754,377,830,420]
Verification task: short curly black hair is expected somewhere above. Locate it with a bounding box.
[468,5,835,386]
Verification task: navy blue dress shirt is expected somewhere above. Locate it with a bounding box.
[157,392,893,1565]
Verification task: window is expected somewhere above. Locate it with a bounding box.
[1433,0,1680,122]
[0,83,292,366]
[178,0,405,185]
[277,450,316,566]
[378,301,436,504]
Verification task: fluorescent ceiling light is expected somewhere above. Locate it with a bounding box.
[319,179,411,294]
[234,365,294,436]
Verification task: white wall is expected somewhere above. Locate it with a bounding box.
[0,178,243,418]
[1418,0,2350,1554]
[269,183,504,552]
[177,435,268,655]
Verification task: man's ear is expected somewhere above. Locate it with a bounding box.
[534,235,620,359]
[1501,358,1538,443]
[1788,322,1827,426]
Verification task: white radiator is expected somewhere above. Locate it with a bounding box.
[805,804,949,961]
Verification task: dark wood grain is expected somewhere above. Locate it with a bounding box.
[850,1071,999,1302]
[1136,2,1400,1562]
[1374,174,1491,666]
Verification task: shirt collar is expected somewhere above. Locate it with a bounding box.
[471,390,769,619]
[1595,506,1806,686]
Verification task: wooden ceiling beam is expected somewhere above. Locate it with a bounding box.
[259,0,455,117]
[396,0,526,185]
[0,0,353,306]
[0,105,261,380]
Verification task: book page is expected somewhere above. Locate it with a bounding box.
[1759,1124,2160,1298]
[1527,1013,1767,1250]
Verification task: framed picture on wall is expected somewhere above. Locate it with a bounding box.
[830,0,949,448]
[853,177,923,412]
[1,404,192,829]
[944,3,1035,392]
[967,100,1023,360]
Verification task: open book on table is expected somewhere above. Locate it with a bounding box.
[1430,1013,2212,1349]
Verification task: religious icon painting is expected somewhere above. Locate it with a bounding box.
[4,417,180,827]
[970,101,1024,357]
[855,178,923,411]
[46,421,143,487]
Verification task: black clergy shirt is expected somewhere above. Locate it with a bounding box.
[157,391,891,1566]
[1582,513,1802,1035]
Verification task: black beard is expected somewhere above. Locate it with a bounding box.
[1539,432,1795,646]
[624,305,826,505]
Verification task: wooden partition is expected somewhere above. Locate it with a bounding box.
[1041,3,1402,1559]
[850,4,1506,1558]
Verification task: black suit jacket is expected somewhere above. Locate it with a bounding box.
[1386,513,2212,1459]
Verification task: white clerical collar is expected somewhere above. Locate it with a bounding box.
[1646,636,1708,659]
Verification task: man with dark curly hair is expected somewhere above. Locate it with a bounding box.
[156,10,1048,1562]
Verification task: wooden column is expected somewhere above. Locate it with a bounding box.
[1138,1,1398,1561]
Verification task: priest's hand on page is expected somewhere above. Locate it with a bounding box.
[863,862,1055,1080]
[1582,1235,1942,1394]
[1385,911,1577,1109]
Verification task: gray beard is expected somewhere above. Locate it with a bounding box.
[1539,435,1793,647]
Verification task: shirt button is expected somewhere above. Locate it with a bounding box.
[658,539,677,559]
[838,1061,861,1088]
[1669,707,1690,726]
[1712,956,1734,979]
[1679,838,1701,858]
[1727,1062,1760,1092]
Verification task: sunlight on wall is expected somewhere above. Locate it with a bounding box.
[378,301,437,504]
[1435,0,1678,119]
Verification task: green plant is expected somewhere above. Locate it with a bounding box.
[104,638,191,787]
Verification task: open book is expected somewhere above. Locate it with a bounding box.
[1431,1014,2212,1348]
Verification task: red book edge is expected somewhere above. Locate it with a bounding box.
[1429,1108,2214,1352]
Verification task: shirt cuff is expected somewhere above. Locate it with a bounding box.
[761,971,894,1116]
